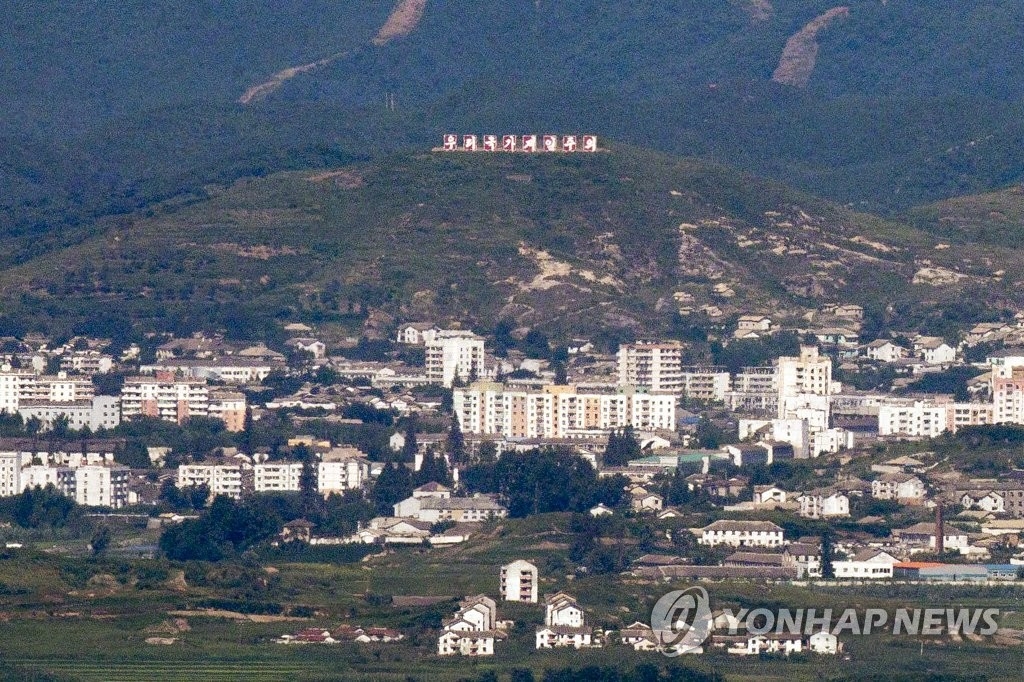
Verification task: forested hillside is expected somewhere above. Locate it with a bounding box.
[3,0,1024,256]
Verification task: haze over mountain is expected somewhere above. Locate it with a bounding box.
[3,0,1024,256]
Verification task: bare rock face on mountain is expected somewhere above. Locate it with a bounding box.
[731,0,774,22]
[772,7,850,87]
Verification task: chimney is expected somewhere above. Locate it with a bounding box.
[935,503,944,555]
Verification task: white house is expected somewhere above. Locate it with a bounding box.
[798,490,850,519]
[915,337,956,364]
[961,491,1005,513]
[536,593,595,649]
[753,485,788,507]
[832,549,898,580]
[865,340,905,363]
[871,473,927,504]
[698,520,785,548]
[808,631,840,654]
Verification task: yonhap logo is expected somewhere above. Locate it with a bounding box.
[650,587,713,656]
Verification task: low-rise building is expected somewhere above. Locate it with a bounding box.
[698,520,785,548]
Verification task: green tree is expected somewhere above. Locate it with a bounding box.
[370,461,414,516]
[821,530,835,579]
[446,416,466,464]
[90,525,111,556]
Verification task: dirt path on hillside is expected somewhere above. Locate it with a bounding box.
[239,0,429,104]
[771,7,849,87]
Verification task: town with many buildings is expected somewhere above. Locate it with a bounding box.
[1,309,1024,677]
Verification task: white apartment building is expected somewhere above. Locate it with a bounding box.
[500,560,538,603]
[18,396,121,432]
[318,459,369,495]
[871,473,927,503]
[878,401,949,438]
[776,346,836,398]
[739,418,810,458]
[680,367,730,403]
[121,376,209,425]
[59,351,114,375]
[254,462,303,492]
[810,428,855,456]
[725,366,778,414]
[617,341,683,393]
[0,369,94,413]
[71,465,130,508]
[0,454,128,508]
[177,464,244,498]
[454,383,675,439]
[425,331,486,387]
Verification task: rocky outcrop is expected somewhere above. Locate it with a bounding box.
[731,0,773,22]
[771,7,849,87]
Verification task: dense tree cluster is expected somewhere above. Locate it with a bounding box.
[603,426,641,467]
[462,448,626,517]
[159,495,284,561]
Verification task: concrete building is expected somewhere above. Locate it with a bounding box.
[140,357,276,384]
[698,520,785,548]
[454,383,675,439]
[177,464,245,498]
[70,465,130,508]
[500,560,538,603]
[617,341,684,393]
[776,346,835,398]
[0,369,94,413]
[121,375,209,425]
[425,331,486,387]
[18,396,121,432]
[254,462,303,492]
[208,389,247,432]
[878,401,949,439]
[680,367,730,403]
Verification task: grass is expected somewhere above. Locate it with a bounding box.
[1,516,1024,680]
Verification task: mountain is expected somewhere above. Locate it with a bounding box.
[1,146,1018,343]
[4,1,1024,248]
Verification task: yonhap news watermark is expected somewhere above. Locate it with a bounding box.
[650,587,1000,656]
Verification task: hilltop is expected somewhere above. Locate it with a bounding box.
[4,1,1024,245]
[2,146,1021,342]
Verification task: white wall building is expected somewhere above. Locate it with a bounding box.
[425,331,486,387]
[18,396,121,432]
[878,401,949,438]
[617,341,684,393]
[121,376,209,425]
[454,383,675,439]
[698,520,785,548]
[500,560,538,603]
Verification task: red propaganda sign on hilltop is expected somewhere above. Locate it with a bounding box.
[439,134,598,152]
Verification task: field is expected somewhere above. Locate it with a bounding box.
[1,515,1023,680]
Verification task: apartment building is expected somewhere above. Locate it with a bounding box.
[254,462,303,492]
[208,389,247,432]
[993,366,1024,425]
[617,341,684,393]
[776,346,835,398]
[0,369,94,413]
[425,331,486,387]
[140,357,275,384]
[454,383,675,439]
[121,375,209,425]
[500,560,538,603]
[18,396,121,432]
[59,351,114,375]
[680,367,730,403]
[878,400,950,438]
[177,464,245,498]
[0,452,128,508]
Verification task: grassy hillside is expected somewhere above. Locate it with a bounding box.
[2,146,1020,342]
[908,184,1024,248]
[5,0,1024,249]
